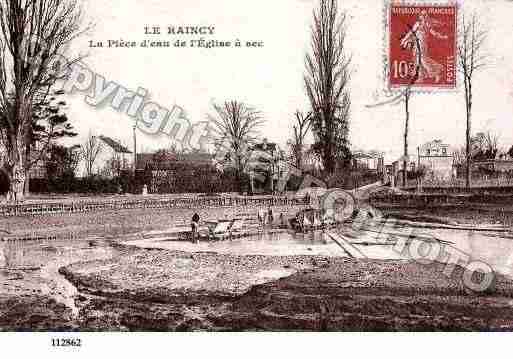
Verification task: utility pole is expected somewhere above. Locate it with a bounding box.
[402,87,411,188]
[133,124,137,170]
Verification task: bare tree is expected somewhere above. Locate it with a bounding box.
[0,0,86,201]
[471,131,499,161]
[289,110,312,171]
[81,132,103,178]
[458,11,488,189]
[207,100,264,189]
[453,147,466,168]
[483,132,499,159]
[304,0,351,176]
[454,131,499,177]
[100,154,124,178]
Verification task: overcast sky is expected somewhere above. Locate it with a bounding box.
[63,0,513,163]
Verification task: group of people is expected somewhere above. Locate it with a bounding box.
[292,208,338,232]
[189,206,286,244]
[258,207,285,228]
[258,207,273,226]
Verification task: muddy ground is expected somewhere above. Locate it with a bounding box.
[3,203,513,331]
[5,244,508,332]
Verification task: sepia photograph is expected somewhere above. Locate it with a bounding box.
[1,0,513,355]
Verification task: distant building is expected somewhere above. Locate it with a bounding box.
[136,151,218,193]
[352,150,385,173]
[136,151,214,170]
[391,159,416,186]
[78,135,132,178]
[417,139,455,180]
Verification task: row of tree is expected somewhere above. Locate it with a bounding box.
[453,131,513,165]
[399,12,489,188]
[297,2,496,192]
[209,0,353,190]
[0,0,354,199]
[0,0,86,201]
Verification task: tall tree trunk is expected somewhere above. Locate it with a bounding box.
[249,172,254,194]
[465,79,472,190]
[465,110,471,189]
[6,102,31,203]
[402,89,411,188]
[323,142,335,175]
[7,138,27,203]
[236,154,244,194]
[296,144,303,171]
[23,169,30,197]
[24,137,32,198]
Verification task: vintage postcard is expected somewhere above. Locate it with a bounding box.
[1,0,513,356]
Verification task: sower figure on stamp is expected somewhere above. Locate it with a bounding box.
[400,10,448,83]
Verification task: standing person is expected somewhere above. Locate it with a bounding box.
[259,208,267,227]
[191,212,200,243]
[267,207,274,227]
[296,211,305,233]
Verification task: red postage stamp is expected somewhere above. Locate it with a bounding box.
[388,3,457,89]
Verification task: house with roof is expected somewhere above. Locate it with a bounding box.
[78,135,132,178]
[136,151,213,170]
[135,150,220,193]
[352,150,385,173]
[417,139,455,180]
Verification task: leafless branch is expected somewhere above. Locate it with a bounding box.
[304,0,351,174]
[207,100,265,176]
[289,110,312,170]
[81,131,103,177]
[457,10,489,188]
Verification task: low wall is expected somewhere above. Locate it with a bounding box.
[370,191,513,207]
[402,186,513,195]
[0,196,309,218]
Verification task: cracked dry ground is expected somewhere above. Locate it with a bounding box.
[57,247,513,331]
